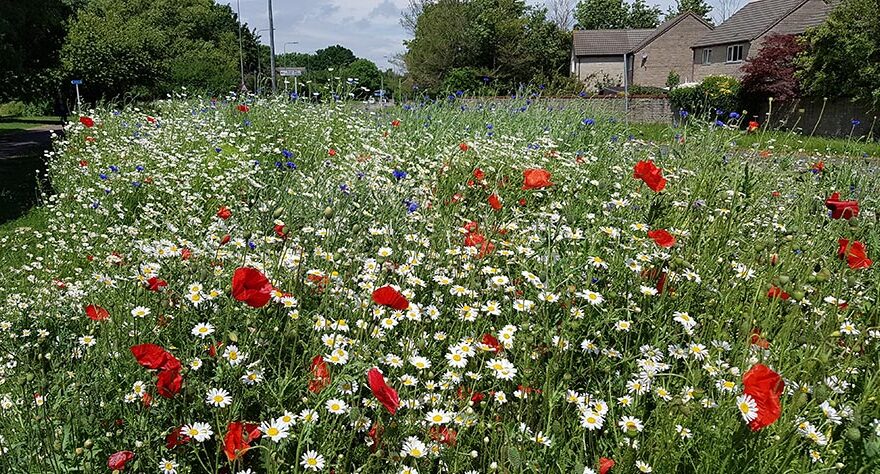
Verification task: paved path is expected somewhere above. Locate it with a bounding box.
[0,126,62,223]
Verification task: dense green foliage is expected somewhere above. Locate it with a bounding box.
[403,0,571,94]
[276,46,396,98]
[574,0,661,29]
[669,75,742,117]
[60,0,261,101]
[797,0,880,107]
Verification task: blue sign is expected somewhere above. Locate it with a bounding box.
[71,79,83,85]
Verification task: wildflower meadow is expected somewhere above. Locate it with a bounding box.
[0,95,878,474]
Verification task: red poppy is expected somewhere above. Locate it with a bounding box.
[146,277,167,292]
[463,221,479,233]
[131,344,178,371]
[825,193,859,220]
[518,198,527,206]
[130,344,182,398]
[216,206,232,220]
[308,355,331,394]
[488,194,502,210]
[85,304,109,321]
[79,116,95,128]
[328,148,337,156]
[599,457,615,474]
[231,267,273,308]
[747,121,760,133]
[837,239,872,269]
[165,427,191,449]
[155,367,183,398]
[633,160,667,192]
[647,229,675,248]
[481,333,503,353]
[107,451,135,471]
[146,115,156,124]
[368,422,384,452]
[367,368,400,415]
[236,104,249,113]
[180,248,192,260]
[767,286,790,300]
[85,136,96,143]
[750,328,770,349]
[812,161,825,172]
[219,234,231,246]
[79,160,88,167]
[428,426,458,446]
[273,224,288,239]
[473,168,485,181]
[522,168,553,190]
[742,363,784,431]
[391,119,400,127]
[459,143,469,151]
[371,285,409,311]
[223,421,261,461]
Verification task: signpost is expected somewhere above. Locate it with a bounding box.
[277,68,304,98]
[71,79,83,114]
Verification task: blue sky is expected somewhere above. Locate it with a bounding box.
[220,0,746,71]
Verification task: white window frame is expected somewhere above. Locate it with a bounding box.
[701,49,712,65]
[726,44,743,63]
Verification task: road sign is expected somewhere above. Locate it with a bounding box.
[71,79,83,85]
[277,67,305,77]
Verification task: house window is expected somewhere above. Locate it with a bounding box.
[726,44,743,63]
[701,49,711,65]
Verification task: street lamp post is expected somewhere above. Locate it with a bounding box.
[268,0,277,94]
[380,55,388,104]
[236,0,245,91]
[255,28,270,94]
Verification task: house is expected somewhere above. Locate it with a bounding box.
[571,12,713,88]
[691,0,836,81]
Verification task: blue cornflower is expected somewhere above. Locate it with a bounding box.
[109,165,119,173]
[729,112,740,119]
[132,181,141,187]
[582,118,595,126]
[406,201,419,213]
[340,184,351,194]
[214,147,222,153]
[91,201,100,209]
[99,173,108,180]
[714,119,725,127]
[679,110,689,117]
[275,161,283,168]
[392,170,407,180]
[852,119,861,126]
[285,161,297,169]
[282,149,293,159]
[486,123,493,130]
[248,241,256,250]
[135,165,144,172]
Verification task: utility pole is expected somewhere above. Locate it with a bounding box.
[268,0,277,94]
[236,0,245,91]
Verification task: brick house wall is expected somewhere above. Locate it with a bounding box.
[692,42,752,81]
[632,16,713,87]
[571,56,626,86]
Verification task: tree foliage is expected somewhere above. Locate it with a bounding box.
[60,0,260,101]
[666,0,714,25]
[574,0,660,29]
[403,0,570,93]
[741,34,803,104]
[0,0,79,102]
[797,0,880,107]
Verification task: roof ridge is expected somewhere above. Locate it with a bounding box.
[751,0,811,41]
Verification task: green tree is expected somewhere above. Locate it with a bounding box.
[0,0,81,102]
[629,0,661,28]
[60,0,260,101]
[797,0,880,107]
[666,0,713,24]
[403,0,569,93]
[345,58,382,93]
[310,45,358,71]
[574,0,629,29]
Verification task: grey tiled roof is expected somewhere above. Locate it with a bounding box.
[572,29,654,56]
[693,0,834,47]
[631,12,714,53]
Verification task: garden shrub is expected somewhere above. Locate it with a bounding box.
[669,75,741,118]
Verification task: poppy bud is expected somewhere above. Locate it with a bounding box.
[84,439,93,449]
[845,427,861,442]
[324,207,334,218]
[273,207,284,218]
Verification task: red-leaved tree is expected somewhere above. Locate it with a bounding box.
[741,34,804,103]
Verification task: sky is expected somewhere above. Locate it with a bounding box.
[220,0,744,71]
